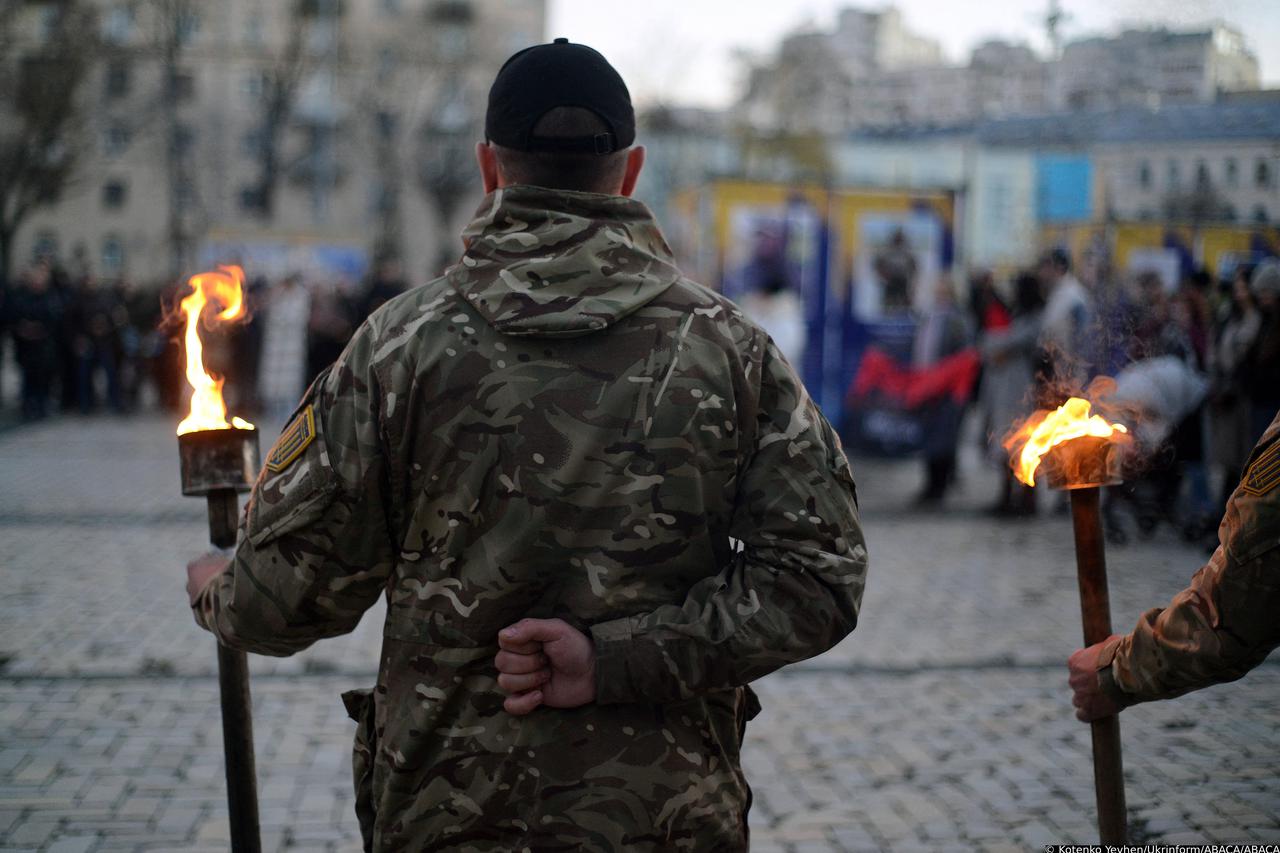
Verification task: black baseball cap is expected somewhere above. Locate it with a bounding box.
[485,38,635,155]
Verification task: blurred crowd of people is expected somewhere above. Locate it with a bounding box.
[0,258,409,424]
[5,241,1278,545]
[964,250,1280,536]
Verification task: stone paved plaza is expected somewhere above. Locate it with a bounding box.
[2,414,1278,852]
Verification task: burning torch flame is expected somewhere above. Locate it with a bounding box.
[1007,397,1128,487]
[176,265,255,436]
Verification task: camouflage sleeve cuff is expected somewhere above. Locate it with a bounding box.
[589,619,640,705]
[190,570,227,635]
[1095,635,1138,707]
[1096,665,1135,708]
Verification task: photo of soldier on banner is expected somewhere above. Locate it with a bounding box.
[853,212,944,320]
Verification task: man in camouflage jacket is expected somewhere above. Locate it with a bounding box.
[186,40,867,851]
[1069,407,1280,721]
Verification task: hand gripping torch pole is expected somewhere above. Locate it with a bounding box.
[179,427,263,853]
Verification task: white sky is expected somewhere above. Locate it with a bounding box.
[546,0,1280,109]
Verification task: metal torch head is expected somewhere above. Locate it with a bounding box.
[178,427,261,496]
[1045,436,1125,491]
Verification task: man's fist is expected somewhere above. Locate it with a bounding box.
[186,551,230,605]
[1068,637,1124,722]
[494,618,595,716]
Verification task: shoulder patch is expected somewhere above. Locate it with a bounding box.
[266,406,316,473]
[1241,440,1280,496]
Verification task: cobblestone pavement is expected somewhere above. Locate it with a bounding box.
[2,414,1278,852]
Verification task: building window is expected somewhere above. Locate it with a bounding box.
[1166,159,1180,189]
[105,61,131,99]
[377,47,398,82]
[1137,160,1151,189]
[102,124,131,157]
[239,186,263,212]
[101,235,125,276]
[170,71,196,102]
[1223,205,1237,222]
[102,6,134,44]
[1225,157,1238,188]
[174,124,195,156]
[102,180,127,210]
[1254,205,1270,224]
[375,110,397,142]
[245,12,263,45]
[1195,159,1210,188]
[241,128,264,157]
[176,180,197,208]
[32,231,59,264]
[1257,159,1272,189]
[371,183,396,215]
[176,10,201,45]
[381,0,401,12]
[241,71,266,101]
[38,5,61,42]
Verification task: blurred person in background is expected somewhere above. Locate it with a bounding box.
[307,278,358,386]
[257,272,311,420]
[9,262,62,421]
[1241,260,1280,446]
[0,271,10,409]
[70,273,125,414]
[1036,247,1090,402]
[979,271,1045,516]
[912,274,973,506]
[358,258,407,323]
[153,277,188,414]
[114,278,150,412]
[739,270,806,366]
[223,275,267,417]
[967,268,1010,337]
[1128,271,1194,365]
[51,266,80,413]
[1178,268,1214,372]
[1209,265,1262,508]
[1080,248,1134,377]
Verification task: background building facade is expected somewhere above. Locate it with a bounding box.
[5,0,547,285]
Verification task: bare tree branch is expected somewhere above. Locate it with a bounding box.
[0,2,98,279]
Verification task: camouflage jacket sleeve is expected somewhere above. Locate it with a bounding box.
[192,321,396,656]
[590,338,868,704]
[1098,409,1280,705]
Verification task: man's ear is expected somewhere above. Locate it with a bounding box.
[618,146,645,197]
[476,142,501,194]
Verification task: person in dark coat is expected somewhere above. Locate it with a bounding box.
[9,264,63,420]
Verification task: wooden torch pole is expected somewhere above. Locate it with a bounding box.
[1068,486,1127,845]
[206,489,262,853]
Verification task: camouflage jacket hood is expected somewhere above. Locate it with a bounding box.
[450,185,681,338]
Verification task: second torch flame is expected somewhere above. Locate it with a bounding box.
[176,265,255,436]
[1005,397,1129,487]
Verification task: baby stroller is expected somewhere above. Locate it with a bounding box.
[1102,356,1210,545]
